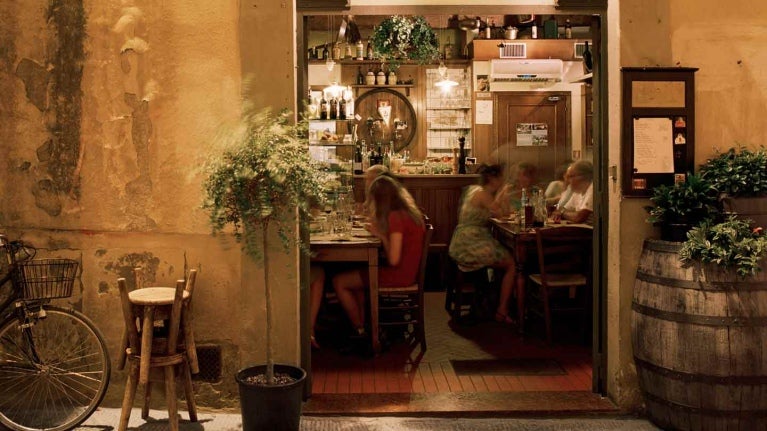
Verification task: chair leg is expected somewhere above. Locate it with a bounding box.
[417,300,427,351]
[119,362,139,431]
[165,366,179,431]
[141,381,151,419]
[182,362,198,422]
[543,289,553,344]
[452,271,464,322]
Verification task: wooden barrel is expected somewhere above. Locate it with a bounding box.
[632,239,767,431]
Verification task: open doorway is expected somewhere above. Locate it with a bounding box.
[298,5,608,414]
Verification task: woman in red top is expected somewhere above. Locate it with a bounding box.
[333,175,425,336]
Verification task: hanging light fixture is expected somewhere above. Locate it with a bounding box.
[435,16,458,91]
[435,61,458,90]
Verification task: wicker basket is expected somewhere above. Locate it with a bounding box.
[12,258,78,300]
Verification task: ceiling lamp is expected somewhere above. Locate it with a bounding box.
[435,62,458,90]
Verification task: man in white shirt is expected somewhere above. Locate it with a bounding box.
[553,160,593,225]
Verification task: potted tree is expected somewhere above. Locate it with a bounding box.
[202,107,330,431]
[643,173,719,242]
[699,146,767,227]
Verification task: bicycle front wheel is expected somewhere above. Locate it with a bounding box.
[0,305,111,431]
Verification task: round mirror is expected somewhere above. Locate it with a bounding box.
[354,88,417,153]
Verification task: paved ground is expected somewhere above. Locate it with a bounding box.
[77,407,661,430]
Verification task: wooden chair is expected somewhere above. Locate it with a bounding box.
[117,277,198,431]
[527,226,593,344]
[444,262,492,323]
[378,223,433,351]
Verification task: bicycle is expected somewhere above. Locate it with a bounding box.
[0,234,110,431]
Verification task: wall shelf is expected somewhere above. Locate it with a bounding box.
[351,84,414,96]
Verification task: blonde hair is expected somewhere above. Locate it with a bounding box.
[368,175,424,234]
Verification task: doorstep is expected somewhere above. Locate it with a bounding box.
[304,391,619,416]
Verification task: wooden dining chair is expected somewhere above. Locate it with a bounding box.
[378,223,433,351]
[527,226,593,344]
[117,278,198,431]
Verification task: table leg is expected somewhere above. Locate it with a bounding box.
[368,247,380,353]
[139,306,155,386]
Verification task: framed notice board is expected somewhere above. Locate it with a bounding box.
[621,67,697,197]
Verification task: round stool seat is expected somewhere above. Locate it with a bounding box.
[129,287,191,305]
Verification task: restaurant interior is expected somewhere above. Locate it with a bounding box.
[301,10,603,413]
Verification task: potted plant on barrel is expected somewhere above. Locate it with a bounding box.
[202,107,330,431]
[699,146,767,227]
[643,172,719,242]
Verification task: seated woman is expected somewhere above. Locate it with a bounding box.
[332,175,426,338]
[552,160,594,225]
[497,162,540,213]
[449,164,518,324]
[545,162,571,208]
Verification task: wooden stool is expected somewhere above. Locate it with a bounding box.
[445,261,492,323]
[117,278,198,431]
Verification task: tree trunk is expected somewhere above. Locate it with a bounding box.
[263,223,274,384]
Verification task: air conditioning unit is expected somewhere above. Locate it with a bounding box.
[489,59,564,82]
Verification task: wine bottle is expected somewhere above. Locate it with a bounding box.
[321,44,329,60]
[356,66,364,85]
[319,94,328,120]
[353,141,363,174]
[338,97,346,120]
[582,40,593,73]
[565,19,572,39]
[329,97,338,120]
[356,40,364,60]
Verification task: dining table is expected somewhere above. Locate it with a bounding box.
[490,218,593,330]
[310,227,383,353]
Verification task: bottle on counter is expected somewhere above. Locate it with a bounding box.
[376,68,386,85]
[332,42,342,60]
[353,140,363,174]
[565,19,573,39]
[360,139,370,171]
[388,69,397,85]
[356,40,365,60]
[321,44,329,60]
[484,17,492,39]
[365,67,376,85]
[444,38,454,60]
[344,42,353,59]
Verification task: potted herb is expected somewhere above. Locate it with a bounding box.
[202,107,330,431]
[370,15,440,67]
[644,173,719,242]
[680,216,767,277]
[699,146,767,227]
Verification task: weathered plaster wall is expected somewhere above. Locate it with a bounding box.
[612,0,767,412]
[0,0,248,407]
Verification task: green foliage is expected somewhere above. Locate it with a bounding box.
[371,15,440,66]
[699,146,767,197]
[644,173,719,225]
[680,216,767,277]
[202,108,331,262]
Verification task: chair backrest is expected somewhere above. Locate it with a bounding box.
[117,277,186,357]
[534,226,592,283]
[415,224,434,290]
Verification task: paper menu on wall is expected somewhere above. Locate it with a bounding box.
[633,117,674,174]
[475,100,493,125]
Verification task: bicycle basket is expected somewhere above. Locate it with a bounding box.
[12,258,78,299]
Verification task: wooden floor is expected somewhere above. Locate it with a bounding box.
[310,291,593,396]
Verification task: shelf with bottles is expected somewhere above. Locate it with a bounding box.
[350,84,414,97]
[426,106,471,111]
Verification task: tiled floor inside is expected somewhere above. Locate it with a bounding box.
[306,292,610,415]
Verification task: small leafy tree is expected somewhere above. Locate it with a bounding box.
[202,106,331,384]
[699,146,767,197]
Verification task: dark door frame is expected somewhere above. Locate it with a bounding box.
[296,3,609,400]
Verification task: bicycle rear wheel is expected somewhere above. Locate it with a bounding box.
[0,305,111,431]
